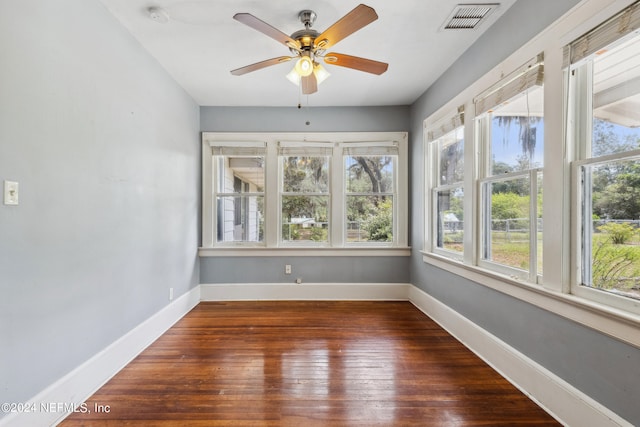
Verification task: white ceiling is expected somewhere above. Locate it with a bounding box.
[98,0,517,107]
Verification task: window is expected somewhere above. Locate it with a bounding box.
[212,144,265,244]
[344,143,398,244]
[201,132,408,251]
[567,2,640,309]
[279,144,331,244]
[426,107,465,258]
[475,55,544,281]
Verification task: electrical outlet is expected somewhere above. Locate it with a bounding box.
[285,264,292,274]
[169,287,174,301]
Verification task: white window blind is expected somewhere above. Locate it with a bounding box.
[342,141,399,156]
[474,53,544,116]
[563,1,640,67]
[210,141,266,156]
[426,106,465,142]
[278,141,333,156]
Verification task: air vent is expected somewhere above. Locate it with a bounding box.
[443,4,498,30]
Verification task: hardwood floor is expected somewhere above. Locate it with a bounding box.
[59,301,560,426]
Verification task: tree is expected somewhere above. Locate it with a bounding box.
[348,156,393,194]
[496,115,542,166]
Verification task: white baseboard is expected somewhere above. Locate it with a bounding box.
[200,282,410,301]
[408,285,632,427]
[0,286,201,427]
[3,283,629,427]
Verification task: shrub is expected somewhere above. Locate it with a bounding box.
[597,222,636,244]
[592,238,640,290]
[363,199,393,241]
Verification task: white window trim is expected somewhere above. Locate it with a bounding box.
[424,106,467,262]
[421,0,640,350]
[201,131,409,256]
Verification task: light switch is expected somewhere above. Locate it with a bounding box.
[4,181,19,205]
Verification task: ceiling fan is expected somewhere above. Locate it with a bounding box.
[230,4,388,95]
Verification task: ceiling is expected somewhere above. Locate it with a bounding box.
[98,0,517,107]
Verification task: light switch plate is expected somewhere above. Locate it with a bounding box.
[4,181,19,205]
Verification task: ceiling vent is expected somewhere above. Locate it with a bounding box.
[442,4,498,30]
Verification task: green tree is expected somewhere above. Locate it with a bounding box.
[491,192,529,220]
[363,198,393,241]
[594,162,640,220]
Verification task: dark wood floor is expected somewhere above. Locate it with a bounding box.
[60,301,560,426]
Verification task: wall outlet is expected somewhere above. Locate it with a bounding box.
[169,287,174,301]
[4,181,19,205]
[285,264,292,274]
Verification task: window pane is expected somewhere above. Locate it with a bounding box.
[215,156,264,193]
[214,155,264,243]
[346,195,393,242]
[490,86,544,175]
[281,196,329,243]
[346,156,394,193]
[216,195,264,243]
[592,32,640,157]
[282,156,329,193]
[436,188,463,253]
[438,127,464,186]
[484,177,531,271]
[582,161,640,300]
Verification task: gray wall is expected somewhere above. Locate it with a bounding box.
[0,0,200,411]
[200,106,411,284]
[408,0,640,424]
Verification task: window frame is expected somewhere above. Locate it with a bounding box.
[567,21,640,313]
[474,54,545,283]
[201,132,409,255]
[425,108,466,261]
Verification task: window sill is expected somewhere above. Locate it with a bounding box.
[421,251,640,349]
[199,246,412,257]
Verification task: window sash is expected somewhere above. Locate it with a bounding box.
[479,168,542,282]
[432,185,465,258]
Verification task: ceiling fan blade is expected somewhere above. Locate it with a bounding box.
[301,73,318,95]
[323,53,388,75]
[231,56,293,76]
[314,4,378,51]
[234,13,300,50]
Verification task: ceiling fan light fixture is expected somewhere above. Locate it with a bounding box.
[286,63,330,87]
[286,68,301,85]
[294,55,314,76]
[313,63,331,84]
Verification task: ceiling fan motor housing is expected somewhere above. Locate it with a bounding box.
[290,10,320,55]
[298,10,317,28]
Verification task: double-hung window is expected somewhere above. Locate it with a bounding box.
[566,2,640,309]
[210,142,266,245]
[426,107,465,258]
[344,143,398,244]
[279,143,332,245]
[475,55,544,281]
[201,132,408,252]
